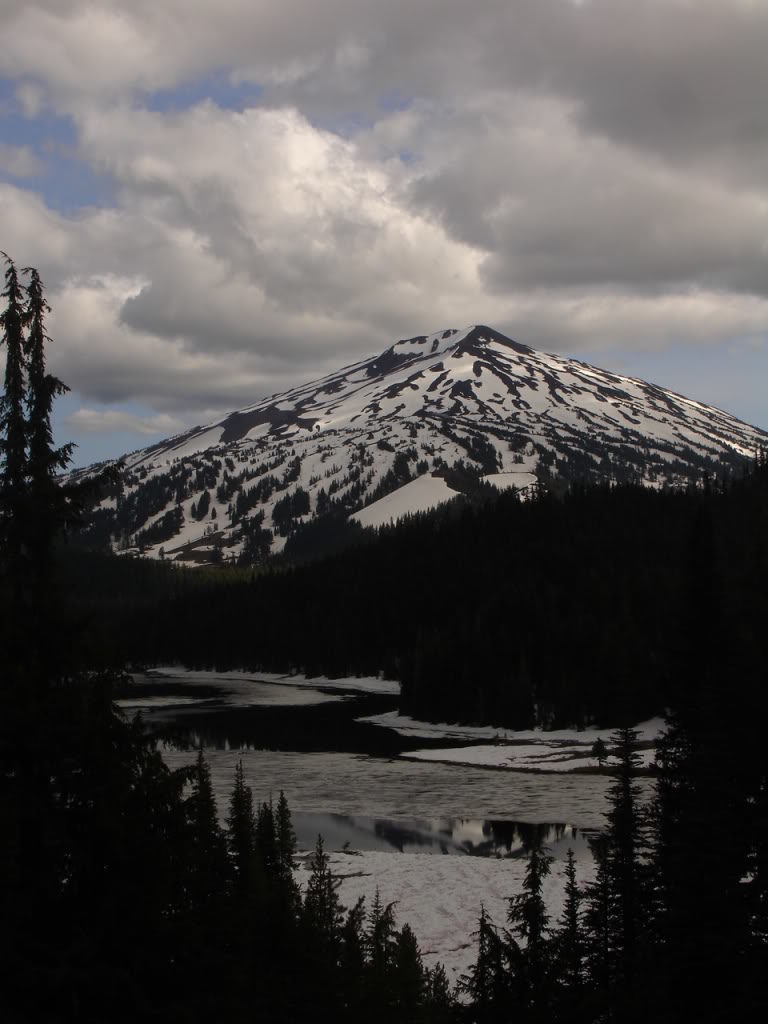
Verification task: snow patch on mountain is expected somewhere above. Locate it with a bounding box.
[351,473,459,529]
[72,325,768,565]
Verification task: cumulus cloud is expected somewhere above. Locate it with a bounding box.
[67,408,185,436]
[0,144,44,178]
[1,0,767,444]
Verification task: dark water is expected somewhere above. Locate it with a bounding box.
[119,671,467,756]
[287,814,595,859]
[145,691,415,756]
[122,671,641,845]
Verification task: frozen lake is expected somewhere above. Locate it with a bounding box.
[122,667,651,834]
[121,667,656,979]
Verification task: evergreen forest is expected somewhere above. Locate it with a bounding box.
[2,257,768,1021]
[74,456,768,734]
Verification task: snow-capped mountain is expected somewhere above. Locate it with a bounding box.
[78,326,768,564]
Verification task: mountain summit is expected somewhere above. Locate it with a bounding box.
[76,326,767,564]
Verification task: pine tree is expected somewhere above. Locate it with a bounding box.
[391,922,426,1018]
[273,788,299,917]
[339,896,367,1015]
[22,265,73,588]
[0,252,29,617]
[649,702,757,1021]
[365,888,398,1013]
[581,728,648,1020]
[186,748,227,909]
[591,736,608,769]
[425,962,456,1022]
[507,842,554,1016]
[275,789,297,886]
[556,847,584,1008]
[583,834,611,996]
[225,759,256,891]
[745,768,768,1006]
[462,904,508,1021]
[256,797,277,879]
[303,834,343,949]
[605,727,646,992]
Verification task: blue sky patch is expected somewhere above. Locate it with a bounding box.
[145,73,262,114]
[0,79,116,211]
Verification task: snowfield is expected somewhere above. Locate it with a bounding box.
[296,840,597,982]
[360,711,664,772]
[71,324,768,565]
[350,474,459,529]
[144,665,400,698]
[404,743,658,772]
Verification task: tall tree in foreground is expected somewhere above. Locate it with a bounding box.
[605,727,646,992]
[506,842,555,1019]
[22,265,73,594]
[186,748,228,917]
[581,727,649,1021]
[0,252,28,625]
[462,904,508,1022]
[649,696,761,1022]
[226,759,257,892]
[555,847,584,1019]
[275,788,298,909]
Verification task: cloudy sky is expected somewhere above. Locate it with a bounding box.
[1,0,767,466]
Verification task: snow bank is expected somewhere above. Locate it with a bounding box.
[148,666,399,696]
[404,743,658,773]
[350,474,458,529]
[297,844,596,982]
[360,710,664,773]
[360,711,665,745]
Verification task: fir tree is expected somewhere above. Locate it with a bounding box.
[556,847,584,1007]
[275,789,298,895]
[581,728,649,1021]
[186,748,227,909]
[462,904,508,1021]
[0,252,28,617]
[339,896,367,1015]
[425,962,456,1023]
[303,834,343,949]
[22,265,73,586]
[591,736,608,769]
[583,834,612,996]
[256,797,277,879]
[605,727,646,994]
[507,841,554,1016]
[649,700,759,1021]
[225,759,256,891]
[365,888,398,1013]
[391,922,426,1018]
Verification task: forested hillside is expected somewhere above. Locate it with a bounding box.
[79,461,768,732]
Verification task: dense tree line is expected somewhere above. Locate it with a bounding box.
[81,457,768,734]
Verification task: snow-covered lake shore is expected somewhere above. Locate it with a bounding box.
[136,666,658,978]
[296,840,597,982]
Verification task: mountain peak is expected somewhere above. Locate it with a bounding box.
[76,325,768,566]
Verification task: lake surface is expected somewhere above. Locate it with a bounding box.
[122,670,650,852]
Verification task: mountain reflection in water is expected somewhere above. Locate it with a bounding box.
[291,813,593,858]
